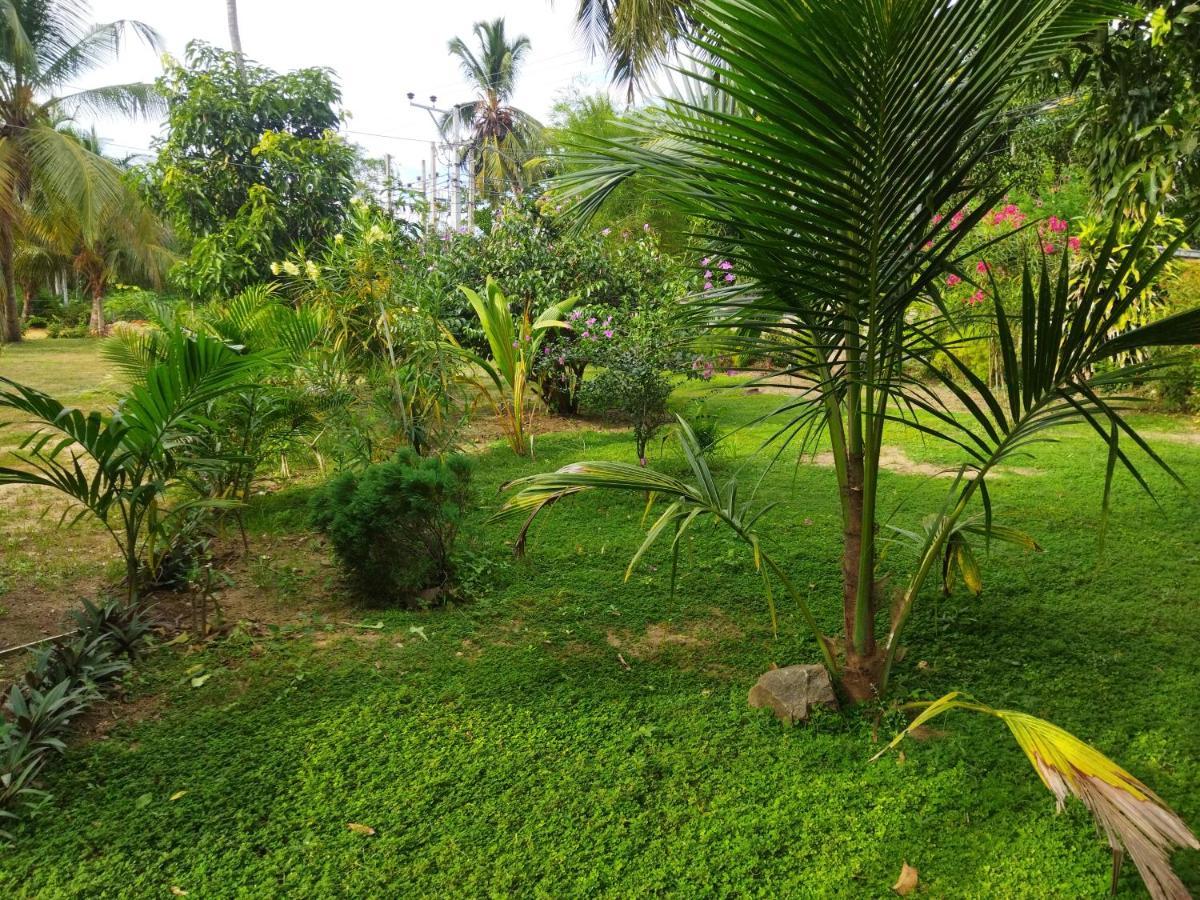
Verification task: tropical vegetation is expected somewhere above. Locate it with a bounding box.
[1,0,1200,895]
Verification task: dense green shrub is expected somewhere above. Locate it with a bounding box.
[21,315,46,330]
[1152,349,1199,412]
[309,450,473,606]
[45,323,89,339]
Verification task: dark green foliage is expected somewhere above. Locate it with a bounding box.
[309,451,474,606]
[150,42,357,299]
[0,593,151,838]
[1152,349,1199,412]
[67,599,153,662]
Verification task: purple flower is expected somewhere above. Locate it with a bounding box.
[724,273,735,283]
[512,340,519,347]
[704,281,713,290]
[603,329,613,338]
[726,369,735,376]
[582,331,590,339]
[704,270,713,279]
[557,356,566,365]
[601,228,611,236]
[719,260,733,271]
[700,257,711,267]
[586,317,597,326]
[569,309,582,320]
[643,223,651,232]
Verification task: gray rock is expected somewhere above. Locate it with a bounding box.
[748,664,838,725]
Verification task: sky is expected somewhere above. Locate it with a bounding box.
[81,0,615,181]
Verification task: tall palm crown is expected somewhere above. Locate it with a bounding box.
[570,0,693,100]
[0,0,161,342]
[442,18,543,204]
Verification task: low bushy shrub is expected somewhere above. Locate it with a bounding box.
[309,450,473,606]
[21,316,47,330]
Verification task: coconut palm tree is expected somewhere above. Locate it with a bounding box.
[226,0,244,64]
[503,0,1200,700]
[568,0,693,100]
[0,0,162,342]
[442,18,543,204]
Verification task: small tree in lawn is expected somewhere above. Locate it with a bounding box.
[500,0,1200,700]
[0,330,261,605]
[451,277,574,456]
[578,304,693,465]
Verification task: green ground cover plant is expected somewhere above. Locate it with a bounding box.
[0,343,1197,897]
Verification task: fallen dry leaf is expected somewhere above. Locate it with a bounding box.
[892,861,919,895]
[346,822,376,836]
[170,888,188,897]
[169,790,188,802]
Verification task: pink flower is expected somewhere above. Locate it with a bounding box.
[601,228,611,236]
[704,270,713,279]
[700,257,711,266]
[1043,241,1057,254]
[947,274,962,287]
[586,317,597,325]
[949,211,965,230]
[643,223,651,232]
[976,260,989,274]
[603,329,613,338]
[719,260,733,271]
[932,213,943,224]
[922,241,934,250]
[704,281,713,290]
[1067,236,1081,252]
[557,356,566,365]
[724,273,735,283]
[582,331,590,339]
[969,290,985,305]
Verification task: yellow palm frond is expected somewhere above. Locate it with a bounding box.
[874,693,1199,900]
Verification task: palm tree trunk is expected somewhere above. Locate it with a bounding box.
[21,282,32,321]
[88,282,106,335]
[0,220,21,343]
[226,0,245,68]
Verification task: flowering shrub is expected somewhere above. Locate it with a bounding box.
[578,302,700,464]
[408,196,688,413]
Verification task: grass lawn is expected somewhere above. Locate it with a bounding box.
[1,340,1199,897]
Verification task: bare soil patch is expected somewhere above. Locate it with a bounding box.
[807,446,1040,479]
[604,608,744,662]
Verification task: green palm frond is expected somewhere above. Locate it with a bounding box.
[496,417,837,671]
[875,693,1200,900]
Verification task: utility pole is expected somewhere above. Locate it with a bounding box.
[420,158,427,237]
[384,153,393,216]
[466,149,475,233]
[428,142,438,234]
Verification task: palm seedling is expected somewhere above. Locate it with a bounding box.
[451,277,575,456]
[502,0,1200,699]
[0,329,262,604]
